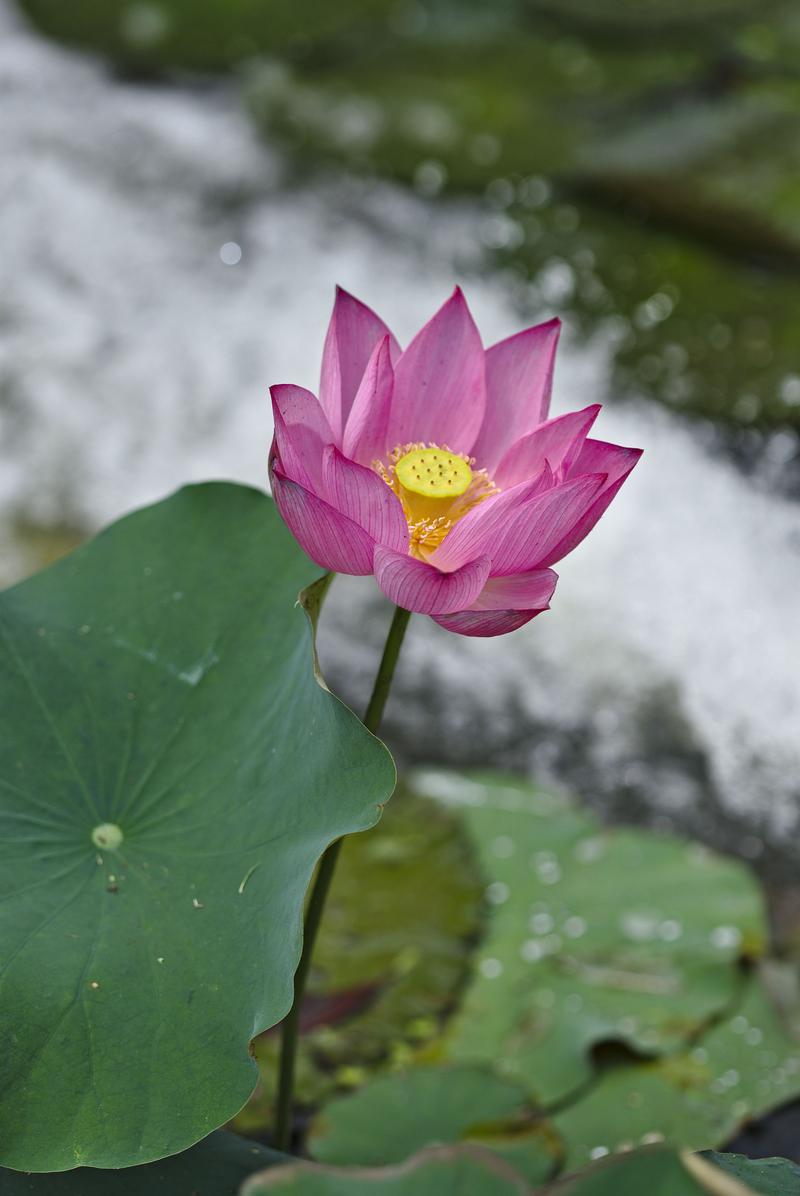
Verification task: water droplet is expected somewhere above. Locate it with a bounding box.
[710,925,742,949]
[564,916,587,938]
[91,823,123,851]
[530,912,554,935]
[479,957,503,980]
[486,881,510,906]
[521,939,544,962]
[658,919,682,942]
[220,241,242,266]
[574,837,605,863]
[620,912,659,941]
[538,861,562,885]
[590,1146,609,1160]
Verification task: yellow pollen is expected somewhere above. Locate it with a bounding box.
[375,442,499,560]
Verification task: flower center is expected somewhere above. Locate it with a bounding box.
[376,443,498,559]
[395,446,473,502]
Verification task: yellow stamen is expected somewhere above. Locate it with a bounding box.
[375,442,499,560]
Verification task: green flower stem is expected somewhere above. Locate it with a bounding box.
[275,603,412,1152]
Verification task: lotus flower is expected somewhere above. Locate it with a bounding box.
[269,288,641,637]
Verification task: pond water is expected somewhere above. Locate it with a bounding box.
[1,0,798,866]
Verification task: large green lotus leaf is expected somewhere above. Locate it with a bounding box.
[240,1144,529,1196]
[552,974,800,1170]
[234,786,482,1130]
[703,1151,800,1195]
[0,483,395,1172]
[307,1065,560,1184]
[0,1131,286,1194]
[408,770,765,1106]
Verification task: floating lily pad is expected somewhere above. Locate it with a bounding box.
[307,1065,560,1185]
[703,1151,800,1195]
[234,786,482,1130]
[241,1144,530,1196]
[0,1131,286,1195]
[538,1145,722,1195]
[0,483,395,1172]
[552,972,800,1170]
[408,770,765,1106]
[538,1145,800,1194]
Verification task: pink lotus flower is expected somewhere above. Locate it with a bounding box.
[269,287,641,637]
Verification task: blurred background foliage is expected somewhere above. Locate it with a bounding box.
[17,0,800,450]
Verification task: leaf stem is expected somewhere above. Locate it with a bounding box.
[274,603,412,1152]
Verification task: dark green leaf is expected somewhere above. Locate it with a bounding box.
[0,1131,286,1195]
[703,1151,800,1195]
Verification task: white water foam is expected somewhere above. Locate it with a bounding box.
[1,1,798,853]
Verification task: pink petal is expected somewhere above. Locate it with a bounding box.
[538,440,643,567]
[387,288,486,454]
[322,445,409,553]
[472,318,561,473]
[271,384,334,493]
[493,405,601,489]
[271,464,376,575]
[432,609,547,637]
[568,438,643,487]
[319,287,400,443]
[429,466,554,573]
[470,568,558,611]
[373,545,490,615]
[489,474,607,575]
[342,336,394,467]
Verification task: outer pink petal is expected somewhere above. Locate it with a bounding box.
[342,336,394,467]
[319,287,400,443]
[271,465,375,575]
[538,439,643,567]
[271,384,334,493]
[387,288,486,454]
[568,438,643,488]
[472,318,561,472]
[321,445,409,553]
[470,568,558,611]
[373,545,490,615]
[489,474,607,575]
[493,405,601,489]
[429,466,554,573]
[432,609,546,637]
